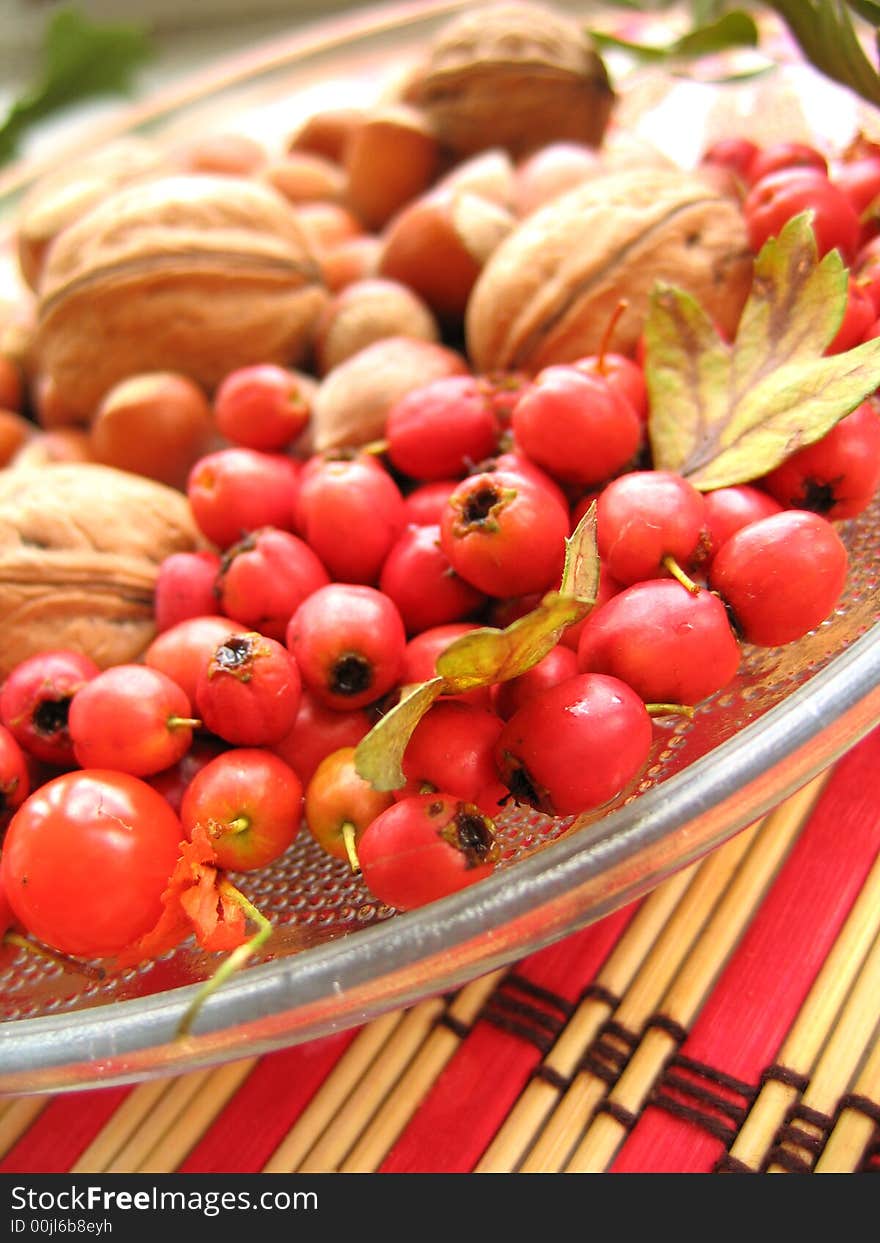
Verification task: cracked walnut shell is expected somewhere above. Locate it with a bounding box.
[0,464,202,677]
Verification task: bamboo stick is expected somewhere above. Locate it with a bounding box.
[263,1009,403,1173]
[521,816,761,1173]
[565,776,823,1172]
[340,970,506,1172]
[137,1058,256,1173]
[72,1078,173,1172]
[816,1022,880,1172]
[767,929,880,1173]
[297,997,446,1172]
[728,847,880,1171]
[104,1069,215,1173]
[476,865,696,1173]
[0,1097,49,1159]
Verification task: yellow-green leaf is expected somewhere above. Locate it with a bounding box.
[435,504,599,688]
[731,214,848,393]
[354,678,445,792]
[646,212,880,490]
[436,593,589,690]
[646,285,731,474]
[686,335,880,489]
[352,506,600,791]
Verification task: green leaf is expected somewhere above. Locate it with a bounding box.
[354,679,445,792]
[589,11,758,63]
[0,8,152,164]
[763,0,880,108]
[646,213,880,490]
[435,507,598,690]
[352,508,599,792]
[845,0,880,24]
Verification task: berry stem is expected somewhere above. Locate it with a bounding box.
[597,299,629,373]
[168,716,202,730]
[661,554,701,595]
[645,702,696,719]
[175,883,272,1038]
[342,821,361,875]
[4,930,106,981]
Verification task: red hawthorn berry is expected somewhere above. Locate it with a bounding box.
[577,580,741,706]
[495,673,653,817]
[286,584,406,711]
[216,526,330,641]
[0,650,100,766]
[440,469,569,598]
[760,401,880,520]
[195,632,302,745]
[357,793,500,910]
[709,510,849,646]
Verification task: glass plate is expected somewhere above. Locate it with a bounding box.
[1,0,879,1094]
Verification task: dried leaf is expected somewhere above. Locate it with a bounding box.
[646,213,880,490]
[560,502,600,602]
[114,824,247,967]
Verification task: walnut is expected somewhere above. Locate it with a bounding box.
[466,166,754,373]
[400,1,615,160]
[0,463,202,677]
[34,174,328,420]
[16,136,171,291]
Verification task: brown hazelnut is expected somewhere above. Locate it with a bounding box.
[288,107,367,164]
[320,235,382,293]
[344,105,440,231]
[313,278,439,375]
[262,152,348,205]
[514,141,602,216]
[172,131,268,177]
[89,372,215,490]
[0,410,32,467]
[378,188,515,320]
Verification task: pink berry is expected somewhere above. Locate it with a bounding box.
[154,551,221,632]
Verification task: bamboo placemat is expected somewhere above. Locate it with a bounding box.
[2,724,880,1176]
